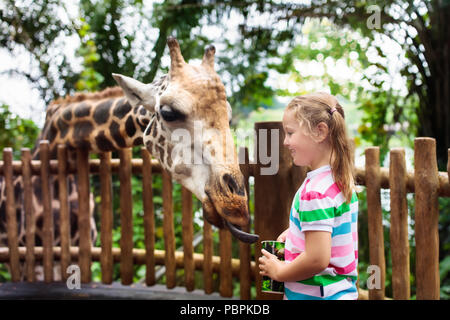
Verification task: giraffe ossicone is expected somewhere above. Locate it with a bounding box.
[113,37,259,243]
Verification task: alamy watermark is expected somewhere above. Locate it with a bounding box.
[366,5,381,30]
[162,120,281,176]
[366,265,382,290]
[66,264,81,290]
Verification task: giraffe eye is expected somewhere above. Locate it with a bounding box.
[160,105,185,122]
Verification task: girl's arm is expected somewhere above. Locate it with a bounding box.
[259,231,331,282]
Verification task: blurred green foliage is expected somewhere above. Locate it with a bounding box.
[0,104,40,159]
[75,18,104,91]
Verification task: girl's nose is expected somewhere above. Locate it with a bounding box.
[283,135,289,146]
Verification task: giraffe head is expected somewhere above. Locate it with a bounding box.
[113,37,258,243]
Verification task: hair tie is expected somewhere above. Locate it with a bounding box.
[330,107,337,115]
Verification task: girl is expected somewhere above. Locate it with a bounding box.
[258,92,358,300]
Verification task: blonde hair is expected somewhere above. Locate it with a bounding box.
[286,92,355,204]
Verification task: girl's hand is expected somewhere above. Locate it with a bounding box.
[277,228,289,242]
[258,249,285,282]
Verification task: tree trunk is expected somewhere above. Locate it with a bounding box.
[417,3,450,170]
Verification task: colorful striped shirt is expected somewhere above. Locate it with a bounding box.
[284,165,359,300]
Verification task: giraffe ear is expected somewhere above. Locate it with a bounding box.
[112,73,156,112]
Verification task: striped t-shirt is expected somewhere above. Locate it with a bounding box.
[284,165,359,300]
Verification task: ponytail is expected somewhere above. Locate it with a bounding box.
[328,103,355,204]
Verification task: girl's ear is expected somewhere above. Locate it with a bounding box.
[314,122,329,143]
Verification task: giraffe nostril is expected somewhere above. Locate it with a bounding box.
[222,173,244,196]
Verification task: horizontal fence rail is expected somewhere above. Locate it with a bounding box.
[1,160,449,196]
[0,121,449,300]
[0,246,255,279]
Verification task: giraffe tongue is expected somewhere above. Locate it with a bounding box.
[225,220,259,244]
[203,192,259,243]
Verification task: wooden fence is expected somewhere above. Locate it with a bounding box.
[0,121,449,300]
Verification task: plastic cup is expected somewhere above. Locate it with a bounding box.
[261,240,285,294]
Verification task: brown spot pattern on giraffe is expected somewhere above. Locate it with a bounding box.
[73,121,94,148]
[109,120,126,148]
[113,99,132,119]
[74,102,91,118]
[125,115,136,137]
[95,131,115,151]
[93,99,114,125]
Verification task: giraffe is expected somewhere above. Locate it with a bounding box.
[111,37,258,242]
[0,37,258,274]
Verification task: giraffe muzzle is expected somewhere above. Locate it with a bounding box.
[222,173,245,196]
[203,179,259,244]
[202,197,259,244]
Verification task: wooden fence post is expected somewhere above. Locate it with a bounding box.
[239,147,251,300]
[365,147,386,300]
[414,138,440,300]
[389,148,410,299]
[57,145,71,282]
[76,147,91,283]
[162,169,176,289]
[219,228,233,297]
[21,148,35,282]
[119,148,133,285]
[99,151,113,284]
[253,121,305,300]
[142,148,156,286]
[182,186,195,291]
[203,221,213,294]
[40,141,53,283]
[3,148,20,282]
